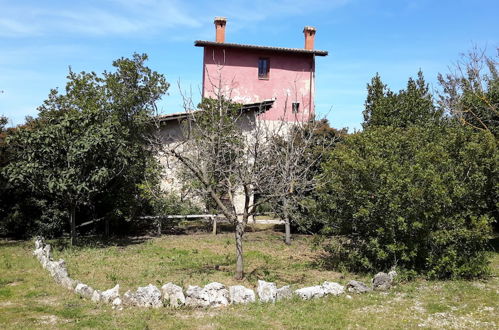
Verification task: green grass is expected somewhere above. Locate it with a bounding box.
[0,228,498,329]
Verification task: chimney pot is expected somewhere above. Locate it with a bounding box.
[214,17,227,43]
[303,26,316,50]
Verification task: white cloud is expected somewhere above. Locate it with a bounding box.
[0,0,202,38]
[0,0,353,38]
[0,18,40,37]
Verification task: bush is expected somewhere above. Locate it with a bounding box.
[318,125,497,278]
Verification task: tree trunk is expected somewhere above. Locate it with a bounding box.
[212,217,217,235]
[157,218,162,236]
[234,221,244,280]
[283,198,291,245]
[70,205,76,246]
[284,218,291,245]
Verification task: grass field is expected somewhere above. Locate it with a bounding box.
[1,226,498,329]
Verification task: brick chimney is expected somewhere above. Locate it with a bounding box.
[303,26,316,50]
[214,17,227,43]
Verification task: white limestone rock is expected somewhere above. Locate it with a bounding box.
[322,281,345,296]
[161,283,185,308]
[122,284,163,308]
[75,283,95,299]
[276,285,293,301]
[91,290,102,302]
[34,237,44,250]
[204,282,229,307]
[47,259,68,278]
[294,285,325,300]
[33,247,44,261]
[59,276,78,290]
[185,285,210,308]
[257,280,277,303]
[43,244,52,259]
[112,297,123,310]
[101,284,120,303]
[229,285,256,304]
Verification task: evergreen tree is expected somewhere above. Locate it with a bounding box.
[363,71,442,129]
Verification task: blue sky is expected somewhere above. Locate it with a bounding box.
[0,0,498,130]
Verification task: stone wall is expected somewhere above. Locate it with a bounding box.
[33,237,396,309]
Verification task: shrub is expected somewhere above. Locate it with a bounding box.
[318,125,497,278]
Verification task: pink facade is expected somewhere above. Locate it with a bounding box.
[195,18,327,122]
[201,46,316,122]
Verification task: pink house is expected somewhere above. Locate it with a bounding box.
[157,17,328,212]
[195,17,328,122]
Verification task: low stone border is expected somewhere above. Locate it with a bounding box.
[32,237,397,309]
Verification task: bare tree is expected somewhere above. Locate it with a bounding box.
[437,46,498,136]
[263,119,336,245]
[150,69,334,278]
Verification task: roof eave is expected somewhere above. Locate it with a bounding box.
[194,40,328,56]
[157,99,275,123]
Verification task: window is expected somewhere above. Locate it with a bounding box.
[292,102,300,113]
[258,58,270,79]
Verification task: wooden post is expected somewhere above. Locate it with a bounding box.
[212,216,217,235]
[157,217,162,236]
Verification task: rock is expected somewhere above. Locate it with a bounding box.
[294,286,326,300]
[372,272,393,291]
[91,290,102,302]
[112,297,123,310]
[38,254,50,269]
[59,276,78,290]
[204,282,229,307]
[257,280,277,303]
[346,280,372,294]
[229,285,256,304]
[161,283,185,308]
[33,248,44,261]
[101,284,120,303]
[122,284,163,308]
[276,285,292,301]
[46,259,69,280]
[43,244,52,259]
[34,237,44,250]
[388,270,398,281]
[322,281,345,296]
[185,285,210,308]
[346,295,353,299]
[75,283,95,299]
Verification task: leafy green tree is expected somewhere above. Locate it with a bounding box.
[363,71,443,129]
[3,54,169,244]
[318,126,497,278]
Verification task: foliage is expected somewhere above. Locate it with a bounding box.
[318,126,497,278]
[137,159,202,217]
[362,71,443,129]
[1,54,169,240]
[287,119,347,234]
[438,47,499,137]
[263,119,345,239]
